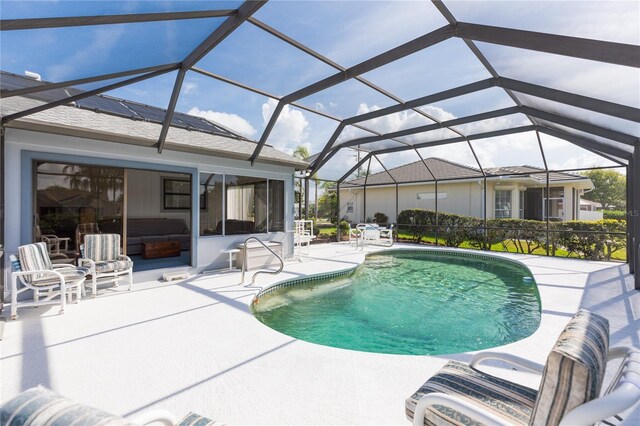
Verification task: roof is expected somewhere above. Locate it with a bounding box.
[345,158,589,186]
[0,72,308,169]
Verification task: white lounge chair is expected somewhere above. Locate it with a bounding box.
[294,219,316,257]
[9,242,89,319]
[0,386,221,425]
[79,233,133,297]
[406,309,640,426]
[356,223,394,247]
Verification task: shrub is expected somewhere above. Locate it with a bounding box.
[603,210,627,220]
[397,209,435,243]
[373,212,388,225]
[338,220,350,240]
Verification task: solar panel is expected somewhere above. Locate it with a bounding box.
[2,71,246,140]
[75,96,139,119]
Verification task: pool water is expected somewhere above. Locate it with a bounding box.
[252,251,541,355]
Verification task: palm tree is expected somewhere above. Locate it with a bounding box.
[293,145,310,160]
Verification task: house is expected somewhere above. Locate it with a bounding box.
[339,158,595,224]
[1,71,306,280]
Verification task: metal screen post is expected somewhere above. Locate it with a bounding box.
[395,184,399,224]
[633,146,640,290]
[304,177,310,220]
[627,159,634,272]
[336,182,341,241]
[435,180,439,246]
[546,171,550,255]
[483,176,487,250]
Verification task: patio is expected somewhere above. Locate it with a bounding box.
[1,243,638,425]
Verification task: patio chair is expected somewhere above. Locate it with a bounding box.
[294,219,316,257]
[356,223,395,247]
[348,223,362,248]
[9,242,89,320]
[79,233,133,297]
[406,309,640,426]
[0,386,221,425]
[34,224,74,263]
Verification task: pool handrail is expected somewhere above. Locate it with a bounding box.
[240,236,284,285]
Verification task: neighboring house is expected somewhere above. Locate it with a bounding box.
[1,71,306,281]
[579,199,604,221]
[339,158,595,224]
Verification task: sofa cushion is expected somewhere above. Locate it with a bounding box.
[141,236,169,244]
[31,266,90,287]
[93,260,133,273]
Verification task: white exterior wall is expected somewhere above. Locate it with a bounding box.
[3,128,296,284]
[339,180,484,223]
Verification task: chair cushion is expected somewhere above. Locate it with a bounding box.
[175,412,219,425]
[530,309,609,425]
[17,242,53,284]
[0,386,132,426]
[94,260,133,273]
[85,234,121,261]
[406,360,537,426]
[31,266,90,287]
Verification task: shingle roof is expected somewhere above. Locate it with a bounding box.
[346,159,588,185]
[0,72,308,169]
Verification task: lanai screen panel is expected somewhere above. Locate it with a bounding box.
[251,0,448,67]
[445,0,639,44]
[0,18,226,82]
[362,38,492,101]
[195,21,337,97]
[539,133,624,170]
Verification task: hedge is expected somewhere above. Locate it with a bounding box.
[396,208,626,260]
[603,210,627,220]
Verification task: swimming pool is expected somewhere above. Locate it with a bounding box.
[252,250,541,355]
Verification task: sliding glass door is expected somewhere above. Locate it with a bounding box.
[35,162,125,259]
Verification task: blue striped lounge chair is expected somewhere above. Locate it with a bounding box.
[0,386,222,425]
[79,233,133,297]
[10,242,90,320]
[406,309,640,426]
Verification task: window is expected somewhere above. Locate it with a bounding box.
[544,187,564,220]
[417,192,448,200]
[163,178,191,210]
[495,190,512,218]
[269,180,285,232]
[199,173,223,236]
[346,202,354,213]
[198,173,286,235]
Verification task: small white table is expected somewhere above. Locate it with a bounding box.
[221,248,241,271]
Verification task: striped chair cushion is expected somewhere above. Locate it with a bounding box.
[530,309,609,425]
[406,360,537,426]
[176,412,220,426]
[0,386,133,426]
[94,259,133,273]
[18,242,53,284]
[31,266,90,287]
[85,234,121,262]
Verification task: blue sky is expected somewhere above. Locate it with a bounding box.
[1,1,638,180]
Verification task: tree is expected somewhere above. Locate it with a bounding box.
[293,145,310,160]
[317,190,337,223]
[581,169,626,210]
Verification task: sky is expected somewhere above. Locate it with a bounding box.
[1,0,638,181]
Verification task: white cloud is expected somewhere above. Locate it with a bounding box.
[188,107,256,138]
[262,98,309,150]
[182,82,198,96]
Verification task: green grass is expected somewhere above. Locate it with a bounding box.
[313,226,626,261]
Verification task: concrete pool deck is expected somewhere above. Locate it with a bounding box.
[1,242,639,424]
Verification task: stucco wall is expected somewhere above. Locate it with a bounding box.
[3,128,295,285]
